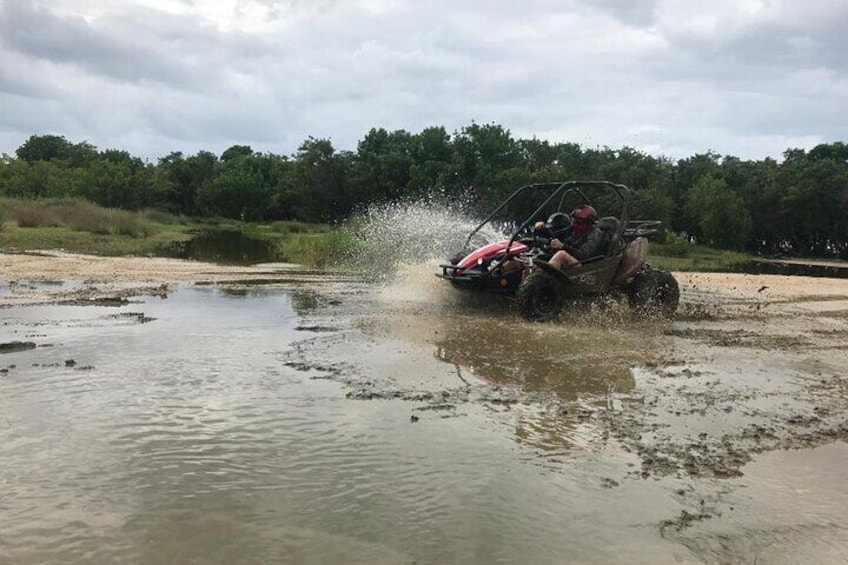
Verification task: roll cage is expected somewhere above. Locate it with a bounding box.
[462,180,660,262]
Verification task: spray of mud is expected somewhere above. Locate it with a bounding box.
[336,195,506,313]
[340,195,502,282]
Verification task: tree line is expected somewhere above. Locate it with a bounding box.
[1,126,846,258]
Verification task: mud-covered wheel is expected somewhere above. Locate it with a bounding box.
[628,267,680,317]
[517,271,565,322]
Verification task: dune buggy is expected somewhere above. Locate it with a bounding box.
[436,181,680,321]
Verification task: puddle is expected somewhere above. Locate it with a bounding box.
[667,442,848,564]
[160,229,280,265]
[1,278,846,564]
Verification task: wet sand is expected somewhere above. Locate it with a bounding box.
[0,251,341,307]
[4,250,848,305]
[0,250,303,284]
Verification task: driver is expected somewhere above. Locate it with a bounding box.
[547,205,604,270]
[533,212,571,241]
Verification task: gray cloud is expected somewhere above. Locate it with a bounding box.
[1,1,201,88]
[590,0,660,27]
[0,0,845,161]
[0,0,277,94]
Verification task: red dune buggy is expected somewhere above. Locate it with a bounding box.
[437,181,679,321]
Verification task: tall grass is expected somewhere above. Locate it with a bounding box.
[273,231,358,268]
[0,197,155,237]
[270,220,332,234]
[139,208,184,225]
[650,241,750,272]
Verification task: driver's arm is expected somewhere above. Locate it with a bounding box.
[533,222,553,238]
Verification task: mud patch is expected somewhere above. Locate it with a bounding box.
[58,296,132,307]
[664,327,809,349]
[106,312,156,324]
[659,509,713,535]
[295,325,341,333]
[0,341,37,353]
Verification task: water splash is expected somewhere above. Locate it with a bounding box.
[341,195,504,281]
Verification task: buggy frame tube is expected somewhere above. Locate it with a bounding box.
[502,180,631,258]
[462,182,569,249]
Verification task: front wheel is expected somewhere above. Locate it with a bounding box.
[517,271,565,322]
[627,267,679,317]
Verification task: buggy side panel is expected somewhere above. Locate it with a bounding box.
[534,257,621,295]
[614,237,648,284]
[572,255,621,293]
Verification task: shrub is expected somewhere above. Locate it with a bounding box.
[64,205,154,237]
[12,206,61,228]
[657,231,691,258]
[140,208,182,225]
[270,220,330,234]
[0,197,154,237]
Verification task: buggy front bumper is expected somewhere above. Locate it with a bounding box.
[436,264,519,294]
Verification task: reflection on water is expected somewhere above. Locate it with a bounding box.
[345,300,650,455]
[161,229,279,265]
[432,318,637,397]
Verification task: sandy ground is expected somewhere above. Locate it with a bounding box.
[4,250,848,307]
[0,251,340,307]
[0,251,296,283]
[676,270,848,301]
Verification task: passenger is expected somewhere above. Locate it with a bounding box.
[547,205,605,270]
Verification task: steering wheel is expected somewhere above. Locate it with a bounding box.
[518,234,552,251]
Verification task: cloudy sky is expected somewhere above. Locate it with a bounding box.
[1,0,846,161]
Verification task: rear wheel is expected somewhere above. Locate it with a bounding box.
[627,267,679,317]
[517,271,565,322]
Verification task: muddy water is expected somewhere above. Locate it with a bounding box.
[1,274,847,564]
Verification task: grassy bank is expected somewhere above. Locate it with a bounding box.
[0,197,194,256]
[0,198,351,267]
[1,197,753,271]
[648,241,751,272]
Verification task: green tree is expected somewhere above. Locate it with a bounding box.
[685,175,751,250]
[290,138,351,221]
[352,128,414,203]
[156,151,218,216]
[779,144,848,256]
[220,145,254,162]
[196,152,289,221]
[15,134,97,167]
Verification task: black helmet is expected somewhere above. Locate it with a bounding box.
[546,212,571,231]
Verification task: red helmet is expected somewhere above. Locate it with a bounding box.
[570,205,597,235]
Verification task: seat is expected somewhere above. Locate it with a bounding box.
[593,216,622,258]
